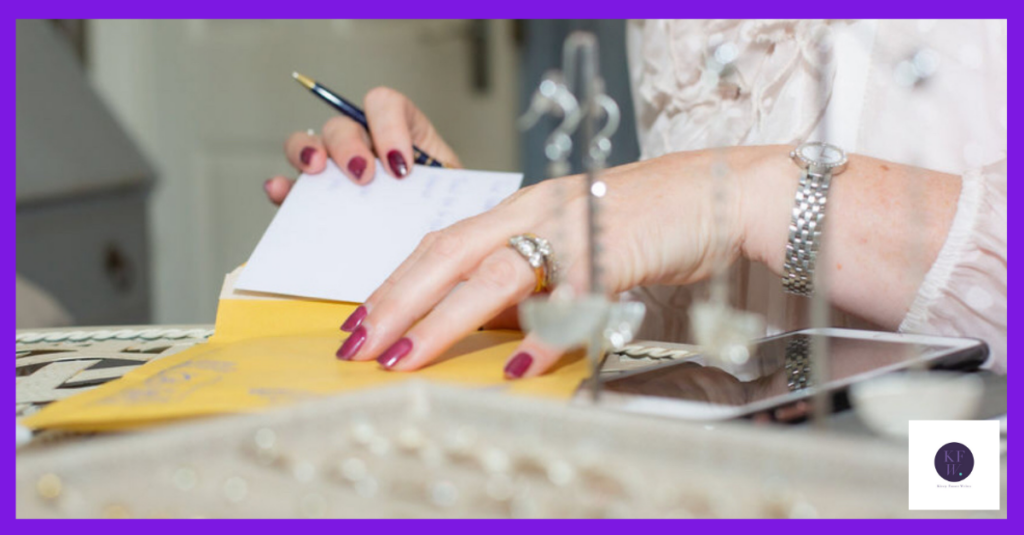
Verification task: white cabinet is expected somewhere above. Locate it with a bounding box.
[17,20,154,326]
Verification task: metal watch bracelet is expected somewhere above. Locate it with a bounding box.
[781,169,832,297]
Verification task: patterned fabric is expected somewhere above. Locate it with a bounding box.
[15,328,212,418]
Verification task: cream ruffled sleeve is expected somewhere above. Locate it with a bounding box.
[899,159,1008,372]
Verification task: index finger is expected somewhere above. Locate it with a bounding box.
[376,247,537,371]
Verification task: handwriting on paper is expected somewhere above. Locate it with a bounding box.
[236,160,523,303]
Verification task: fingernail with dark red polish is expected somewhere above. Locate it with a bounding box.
[387,150,408,178]
[336,326,367,361]
[504,352,533,379]
[347,156,367,181]
[300,146,316,166]
[378,338,413,369]
[340,306,367,332]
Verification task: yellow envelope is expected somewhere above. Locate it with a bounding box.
[22,297,589,432]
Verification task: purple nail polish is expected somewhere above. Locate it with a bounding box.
[348,156,367,181]
[377,337,413,369]
[504,352,533,379]
[263,179,273,194]
[340,306,367,332]
[300,146,316,166]
[387,150,408,178]
[336,326,367,361]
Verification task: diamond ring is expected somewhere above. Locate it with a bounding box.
[508,234,557,293]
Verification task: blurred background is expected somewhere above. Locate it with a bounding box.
[15,19,640,327]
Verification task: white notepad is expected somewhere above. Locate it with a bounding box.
[236,160,523,303]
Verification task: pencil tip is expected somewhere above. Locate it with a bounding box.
[292,72,315,90]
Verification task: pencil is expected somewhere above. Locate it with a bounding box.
[292,72,447,168]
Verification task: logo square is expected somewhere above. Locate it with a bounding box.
[909,420,1001,510]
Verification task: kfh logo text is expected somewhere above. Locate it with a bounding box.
[933,442,974,483]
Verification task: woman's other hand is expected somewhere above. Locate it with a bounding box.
[264,87,462,205]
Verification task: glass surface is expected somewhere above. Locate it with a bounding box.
[604,334,953,406]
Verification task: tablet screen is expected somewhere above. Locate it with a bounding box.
[602,333,962,406]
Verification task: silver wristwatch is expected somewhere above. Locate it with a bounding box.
[782,141,848,297]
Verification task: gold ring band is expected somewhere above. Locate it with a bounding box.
[531,265,545,293]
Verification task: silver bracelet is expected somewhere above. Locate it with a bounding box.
[783,142,847,297]
[781,170,832,297]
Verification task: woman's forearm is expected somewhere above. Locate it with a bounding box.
[740,146,961,329]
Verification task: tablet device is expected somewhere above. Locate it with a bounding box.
[595,328,989,422]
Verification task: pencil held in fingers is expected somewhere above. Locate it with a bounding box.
[291,72,449,169]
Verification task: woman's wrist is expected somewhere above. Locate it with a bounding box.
[736,145,800,276]
[734,145,962,329]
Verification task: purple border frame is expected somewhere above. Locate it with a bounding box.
[6,3,1014,529]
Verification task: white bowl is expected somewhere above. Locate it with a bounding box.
[850,371,984,439]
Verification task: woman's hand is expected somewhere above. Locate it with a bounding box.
[334,137,961,379]
[335,146,795,378]
[264,87,463,205]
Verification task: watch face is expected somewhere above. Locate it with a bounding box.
[799,142,846,166]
